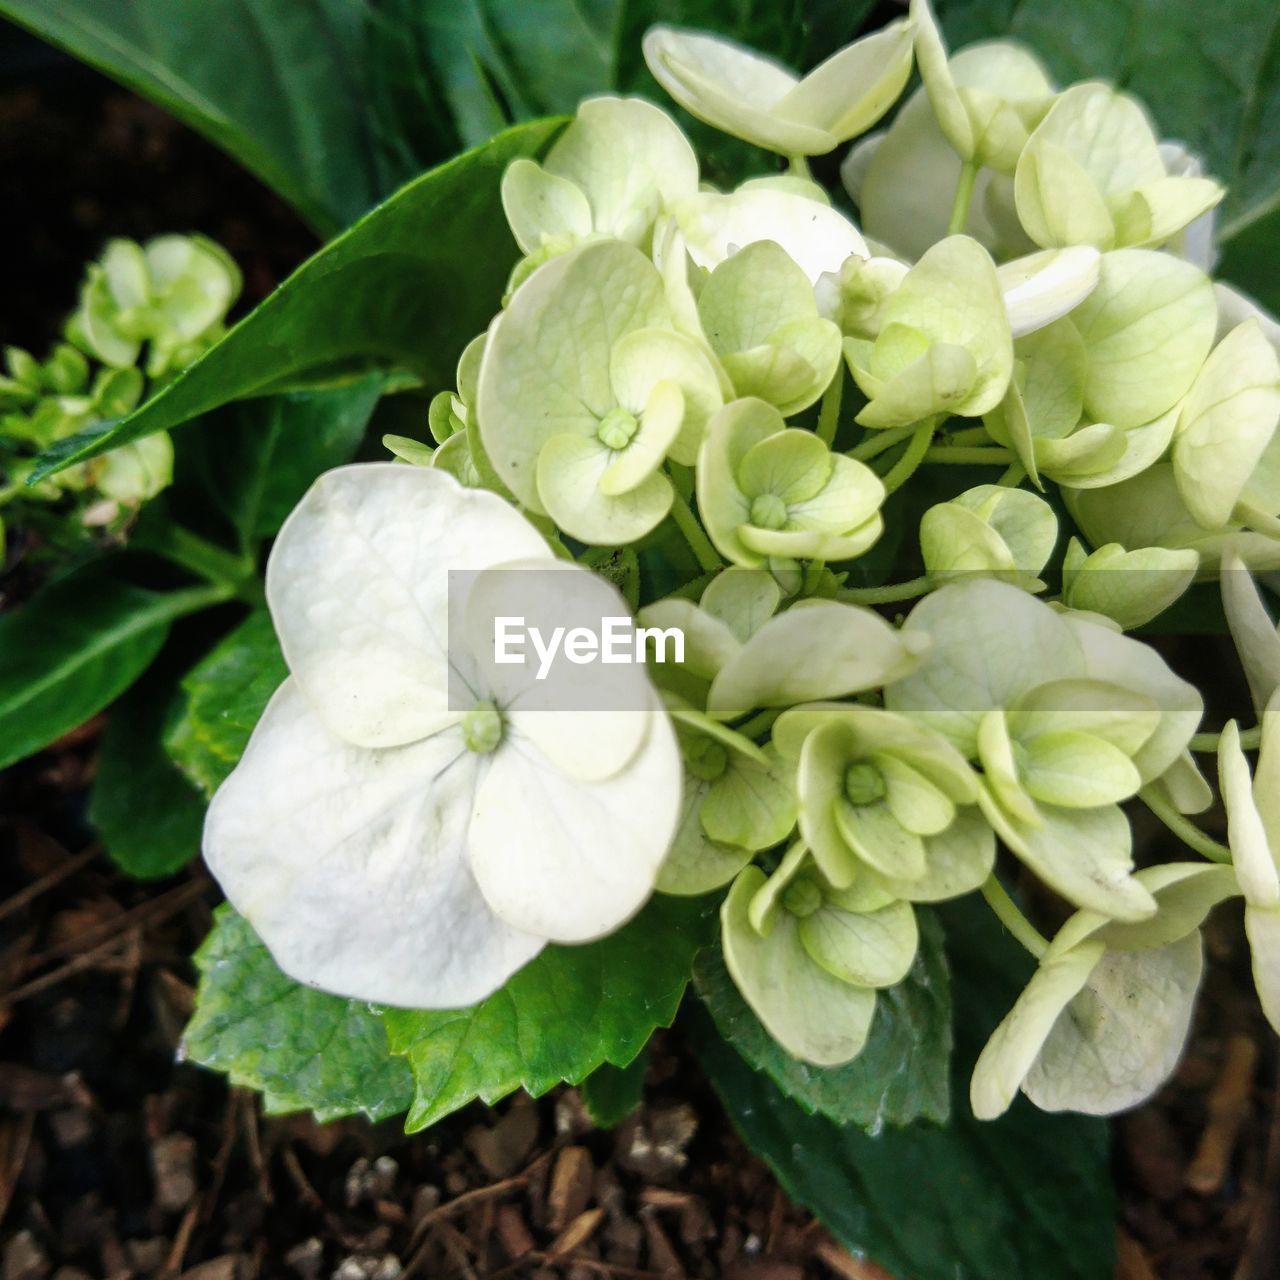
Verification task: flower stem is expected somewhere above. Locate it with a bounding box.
[1191,725,1262,753]
[1140,787,1232,864]
[945,425,996,446]
[838,575,932,605]
[787,154,813,180]
[817,373,843,448]
[881,422,933,494]
[924,445,1015,465]
[850,422,920,462]
[668,487,722,574]
[948,161,979,236]
[996,461,1026,488]
[737,707,782,740]
[981,873,1048,959]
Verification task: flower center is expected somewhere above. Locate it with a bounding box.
[781,876,823,918]
[844,761,886,806]
[683,735,729,782]
[749,493,788,530]
[461,700,503,754]
[597,407,640,451]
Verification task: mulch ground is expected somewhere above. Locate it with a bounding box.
[2,32,1279,1280]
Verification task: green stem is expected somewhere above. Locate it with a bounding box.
[668,487,722,574]
[849,422,919,462]
[838,575,932,606]
[737,707,782,740]
[924,445,1015,465]
[140,523,255,588]
[1140,788,1232,864]
[996,461,1026,488]
[945,425,996,447]
[1191,724,1263,753]
[981,874,1048,959]
[816,373,843,448]
[881,422,933,495]
[787,154,813,180]
[948,161,979,236]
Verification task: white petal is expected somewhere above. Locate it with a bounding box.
[266,464,551,749]
[204,680,544,1007]
[468,711,681,942]
[1245,904,1280,1034]
[1024,935,1203,1115]
[998,247,1100,337]
[1221,548,1280,717]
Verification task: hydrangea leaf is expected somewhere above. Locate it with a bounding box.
[692,909,951,1129]
[1173,320,1280,529]
[383,893,714,1132]
[1070,249,1217,429]
[183,906,415,1125]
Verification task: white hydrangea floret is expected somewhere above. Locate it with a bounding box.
[203,465,681,1009]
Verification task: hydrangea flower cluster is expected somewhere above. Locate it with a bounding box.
[1,233,240,550]
[205,0,1280,1121]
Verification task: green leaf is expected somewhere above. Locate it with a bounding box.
[184,905,414,1123]
[0,0,380,235]
[33,119,564,481]
[165,609,287,797]
[580,1048,650,1128]
[936,0,1280,307]
[89,679,205,880]
[694,911,950,1129]
[181,378,384,550]
[0,562,226,771]
[689,897,1114,1280]
[384,894,714,1132]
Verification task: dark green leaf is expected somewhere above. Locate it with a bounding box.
[384,894,714,1132]
[165,609,287,797]
[0,0,379,234]
[182,377,384,550]
[34,119,564,481]
[936,0,1280,306]
[90,679,205,880]
[580,1048,649,1128]
[0,562,225,771]
[693,909,951,1129]
[184,906,414,1123]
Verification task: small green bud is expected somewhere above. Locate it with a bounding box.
[682,735,729,782]
[843,761,887,806]
[597,406,640,451]
[781,876,824,918]
[461,701,503,754]
[748,493,789,531]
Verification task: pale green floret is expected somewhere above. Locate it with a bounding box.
[885,579,1202,919]
[697,241,843,415]
[697,398,884,569]
[1014,83,1223,251]
[642,20,914,157]
[920,484,1056,590]
[500,96,698,261]
[1219,710,1280,1034]
[72,234,241,378]
[971,862,1233,1119]
[721,844,918,1066]
[657,708,796,896]
[477,240,724,544]
[1070,249,1218,430]
[1221,549,1280,717]
[461,701,503,754]
[1172,320,1280,529]
[845,236,1013,428]
[848,41,1049,260]
[1061,538,1198,631]
[909,0,1054,173]
[774,703,993,901]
